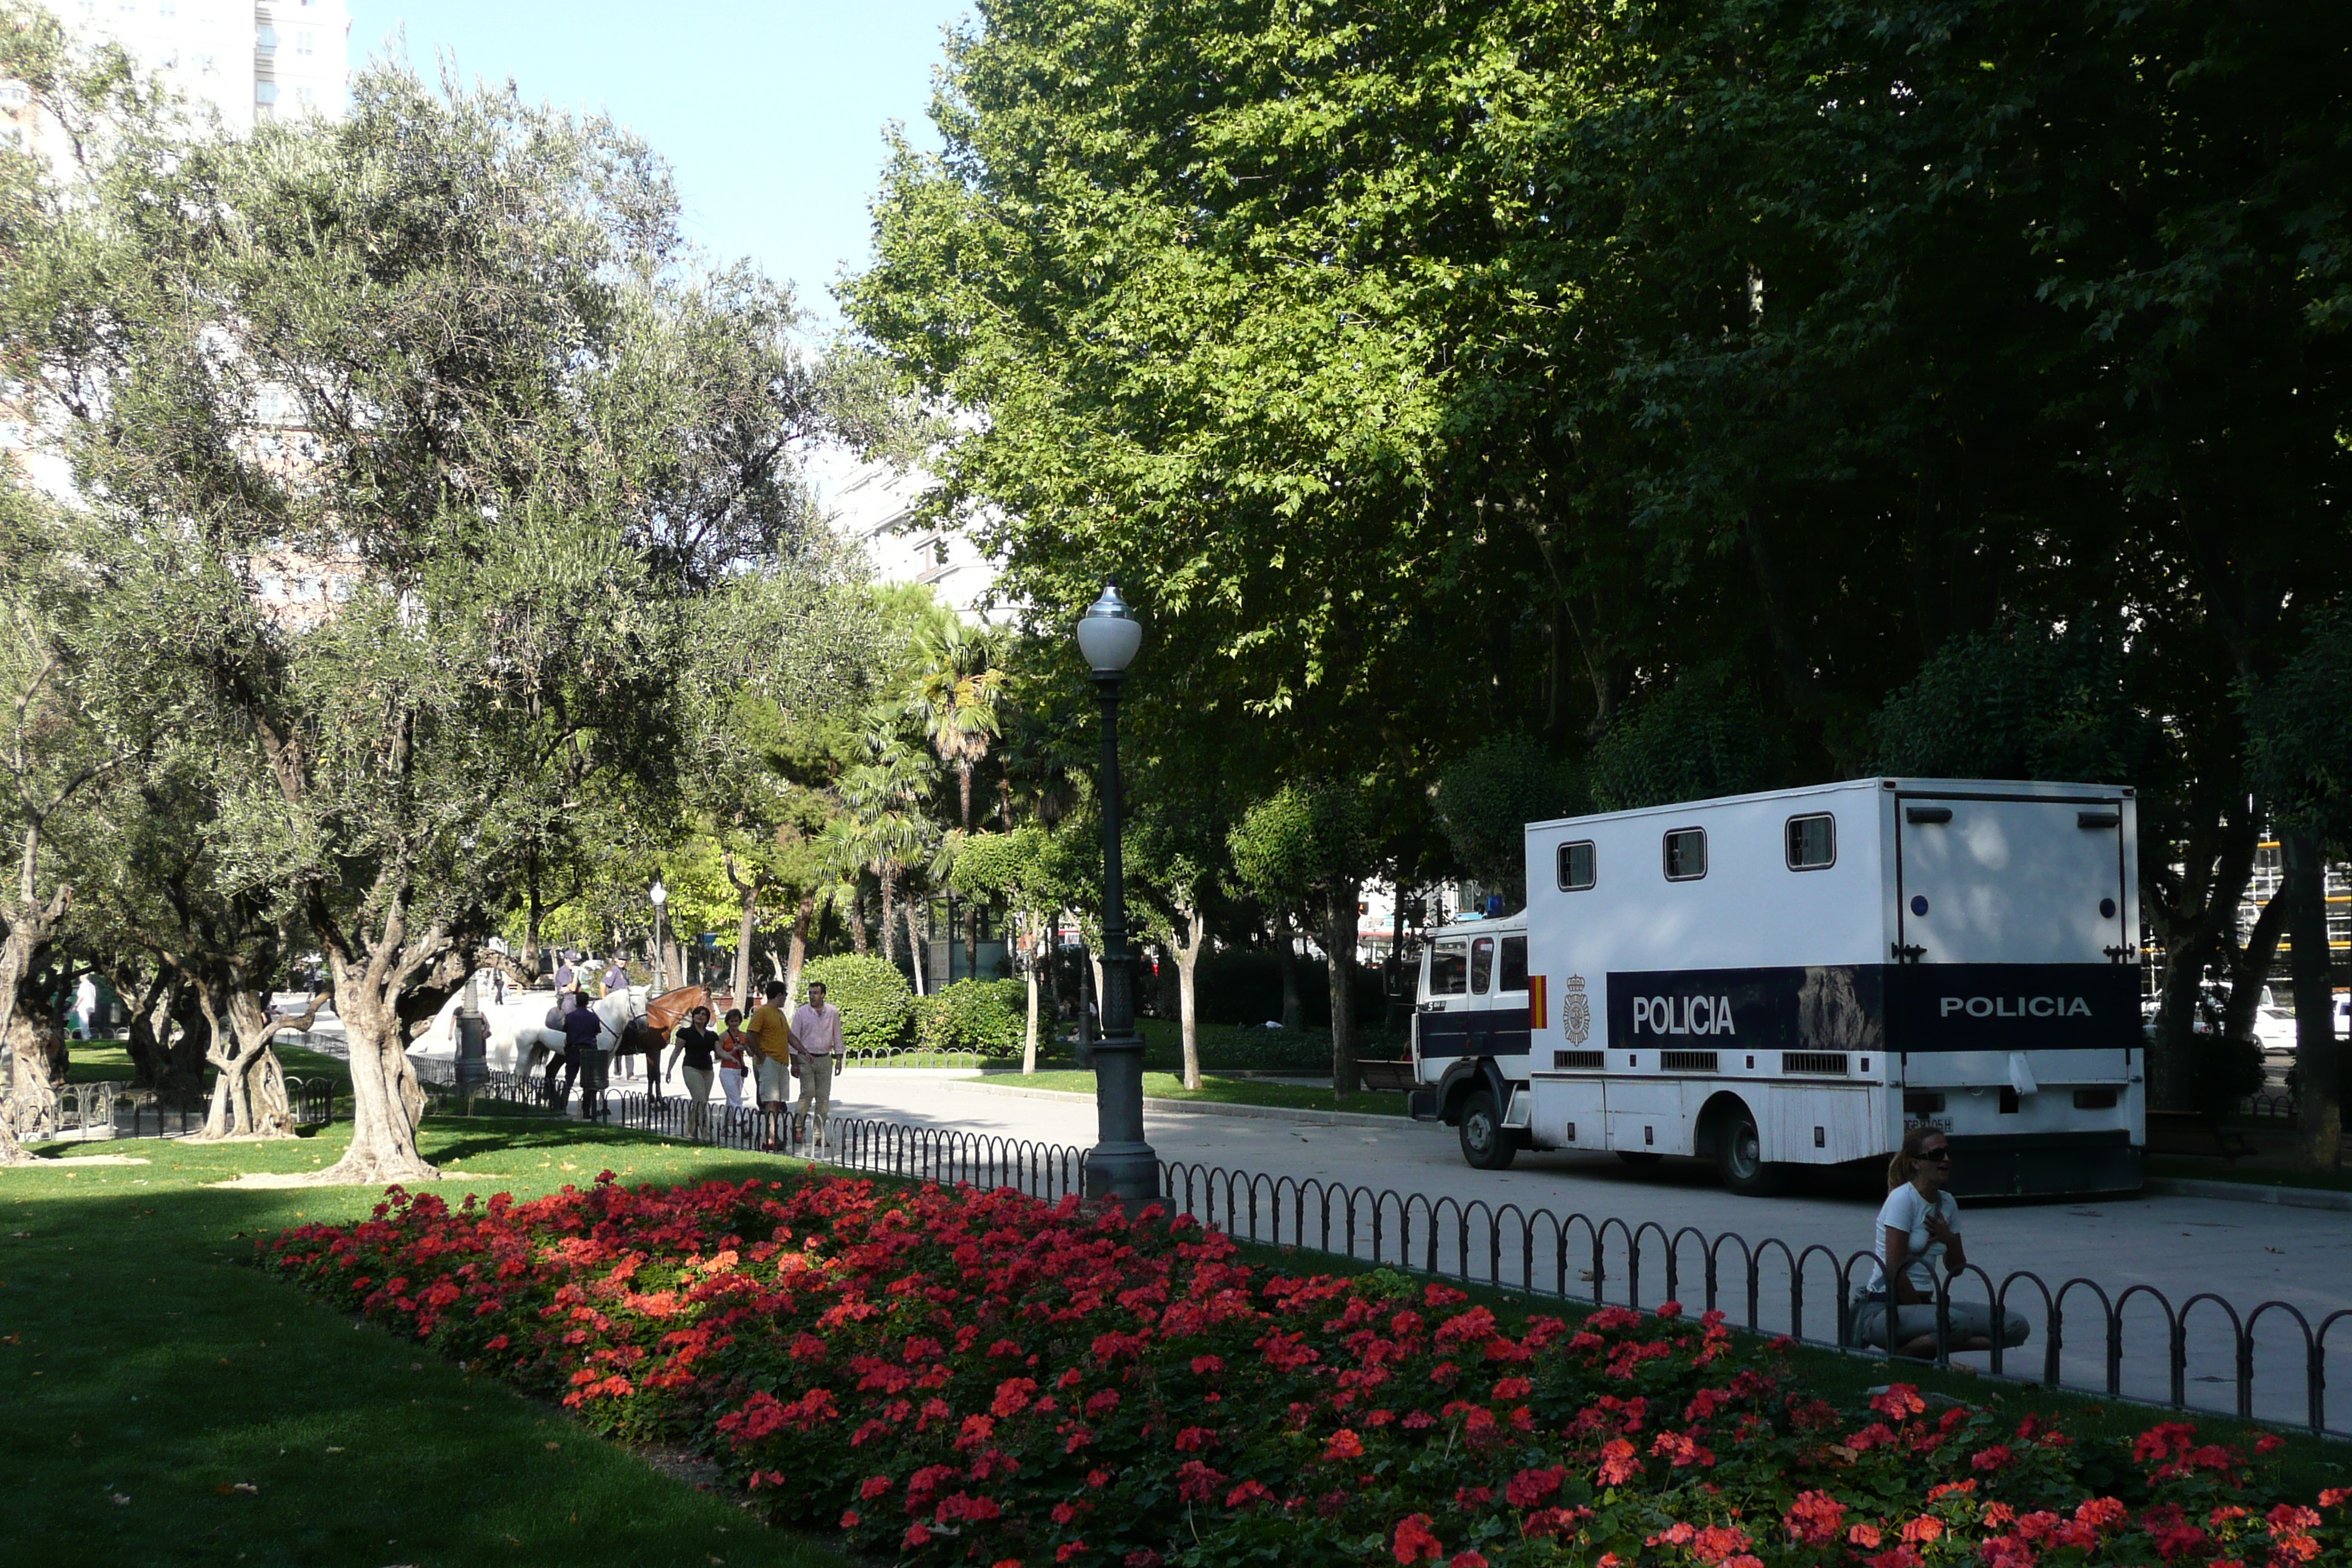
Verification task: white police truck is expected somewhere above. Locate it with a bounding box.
[1407,778,2144,1197]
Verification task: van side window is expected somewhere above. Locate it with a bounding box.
[1557,840,1596,891]
[1786,813,1835,870]
[1470,936,1495,994]
[1663,827,1707,881]
[1499,934,1528,992]
[1430,941,1468,995]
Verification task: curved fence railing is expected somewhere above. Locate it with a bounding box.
[422,1068,2348,1439]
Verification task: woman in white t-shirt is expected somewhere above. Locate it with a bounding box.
[1850,1125,2029,1357]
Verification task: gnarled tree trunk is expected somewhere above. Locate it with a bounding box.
[308,882,442,1186]
[197,988,328,1140]
[0,875,72,1166]
[1324,879,1360,1098]
[2284,832,2342,1171]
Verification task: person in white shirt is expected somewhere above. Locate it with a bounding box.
[1850,1125,2029,1358]
[790,981,845,1150]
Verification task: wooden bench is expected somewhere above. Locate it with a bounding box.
[1356,1059,1419,1093]
[2145,1109,2256,1162]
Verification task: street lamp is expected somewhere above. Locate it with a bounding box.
[649,876,668,993]
[1076,582,1158,1207]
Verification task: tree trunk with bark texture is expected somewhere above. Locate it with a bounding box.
[905,894,927,996]
[308,883,442,1186]
[0,878,71,1166]
[1022,917,1041,1074]
[1324,880,1360,1098]
[2283,832,2342,1171]
[1277,927,1304,1033]
[197,989,328,1139]
[1172,899,1209,1091]
[2146,813,2259,1112]
[785,895,811,1007]
[2220,889,2290,1044]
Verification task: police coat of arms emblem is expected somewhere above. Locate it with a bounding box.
[1564,975,1591,1046]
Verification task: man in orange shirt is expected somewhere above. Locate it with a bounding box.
[745,979,797,1152]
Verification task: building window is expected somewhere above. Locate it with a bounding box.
[295,85,314,107]
[1662,827,1708,881]
[0,83,29,106]
[1786,813,1836,870]
[295,29,313,56]
[1499,934,1529,992]
[197,52,217,74]
[1429,941,1468,996]
[256,26,278,53]
[255,81,279,104]
[1556,840,1596,892]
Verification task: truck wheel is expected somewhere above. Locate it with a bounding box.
[1716,1104,1787,1196]
[1458,1090,1516,1170]
[1616,1150,1665,1167]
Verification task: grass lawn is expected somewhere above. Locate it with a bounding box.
[0,1117,853,1568]
[1006,1068,1409,1116]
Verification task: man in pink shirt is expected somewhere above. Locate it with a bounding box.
[790,981,845,1149]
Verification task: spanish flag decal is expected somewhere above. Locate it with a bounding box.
[1529,973,1548,1031]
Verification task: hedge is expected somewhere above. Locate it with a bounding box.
[915,977,1028,1059]
[799,954,915,1052]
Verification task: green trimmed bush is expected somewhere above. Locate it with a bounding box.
[799,954,914,1053]
[913,976,1027,1058]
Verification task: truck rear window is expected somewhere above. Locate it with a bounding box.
[1429,943,1468,995]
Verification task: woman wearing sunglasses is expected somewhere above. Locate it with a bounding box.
[1851,1125,2029,1357]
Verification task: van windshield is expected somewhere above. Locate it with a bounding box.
[1429,941,1468,995]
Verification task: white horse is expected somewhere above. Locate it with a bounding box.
[412,978,644,1078]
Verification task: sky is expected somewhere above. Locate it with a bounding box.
[346,1,971,330]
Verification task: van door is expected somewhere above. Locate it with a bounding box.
[1896,794,2128,965]
[1889,791,2139,1055]
[1417,935,1480,1062]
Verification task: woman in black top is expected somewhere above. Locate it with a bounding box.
[666,1005,720,1139]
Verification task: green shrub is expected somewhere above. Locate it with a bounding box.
[799,954,914,1053]
[913,976,1027,1058]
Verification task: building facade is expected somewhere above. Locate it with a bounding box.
[44,0,350,132]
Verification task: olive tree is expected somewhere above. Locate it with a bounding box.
[2,43,833,1180]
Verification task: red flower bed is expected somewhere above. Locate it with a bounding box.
[258,1175,2351,1568]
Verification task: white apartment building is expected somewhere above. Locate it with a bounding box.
[815,451,1003,621]
[42,0,350,131]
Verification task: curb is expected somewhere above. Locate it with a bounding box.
[943,1079,1425,1131]
[2141,1175,2352,1213]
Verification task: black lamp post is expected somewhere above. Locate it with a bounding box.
[1076,582,1158,1206]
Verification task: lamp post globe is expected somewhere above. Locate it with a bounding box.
[1076,581,1158,1207]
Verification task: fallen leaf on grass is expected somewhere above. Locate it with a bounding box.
[325,1446,344,1454]
[110,1493,129,1507]
[545,1441,559,1451]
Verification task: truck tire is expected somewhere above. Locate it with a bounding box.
[1716,1102,1788,1196]
[1458,1089,1515,1170]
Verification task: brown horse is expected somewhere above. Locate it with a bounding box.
[611,984,711,1084]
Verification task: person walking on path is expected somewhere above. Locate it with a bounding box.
[1850,1125,2029,1357]
[715,1008,750,1128]
[665,1004,720,1139]
[559,990,608,1120]
[790,981,845,1150]
[745,981,798,1152]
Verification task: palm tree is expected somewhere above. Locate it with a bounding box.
[907,622,1006,979]
[836,734,940,993]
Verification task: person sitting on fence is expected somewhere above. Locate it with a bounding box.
[746,981,797,1152]
[559,990,610,1120]
[665,1004,719,1139]
[1850,1125,2029,1358]
[715,1008,749,1126]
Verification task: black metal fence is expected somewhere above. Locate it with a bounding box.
[53,1077,336,1140]
[423,1066,2348,1440]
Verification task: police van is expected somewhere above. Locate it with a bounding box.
[1408,778,2144,1197]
